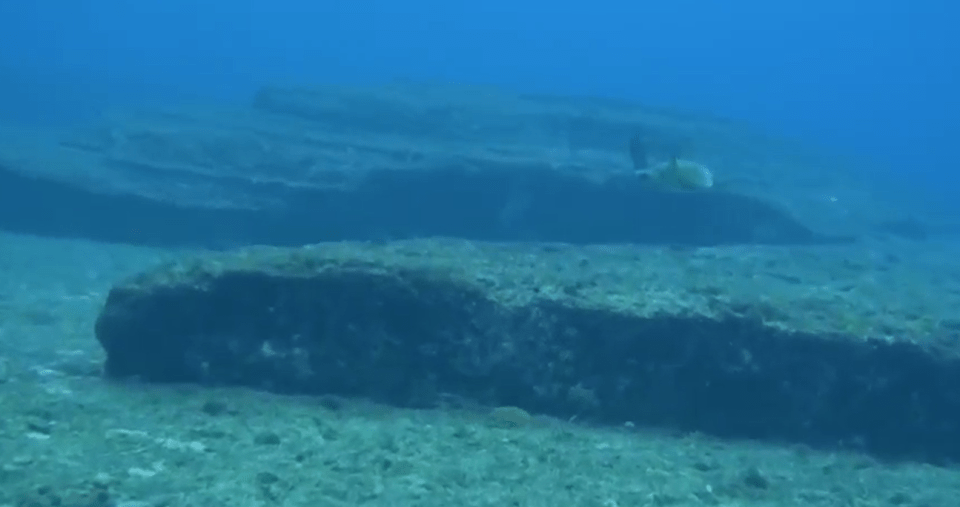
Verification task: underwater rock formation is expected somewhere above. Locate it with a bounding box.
[96,239,960,463]
[0,83,861,247]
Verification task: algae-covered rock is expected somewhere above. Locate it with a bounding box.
[0,83,879,247]
[96,239,960,462]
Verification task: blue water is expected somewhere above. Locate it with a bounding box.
[3,3,960,496]
[1,0,957,201]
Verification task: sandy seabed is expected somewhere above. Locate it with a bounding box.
[0,231,957,507]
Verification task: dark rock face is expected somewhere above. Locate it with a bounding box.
[95,240,960,463]
[0,83,856,248]
[0,159,835,247]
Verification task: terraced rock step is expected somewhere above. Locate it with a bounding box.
[95,239,960,462]
[0,83,864,247]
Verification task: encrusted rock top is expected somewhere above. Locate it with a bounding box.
[96,238,960,462]
[121,239,960,345]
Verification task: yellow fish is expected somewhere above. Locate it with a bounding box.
[629,134,714,191]
[639,157,715,191]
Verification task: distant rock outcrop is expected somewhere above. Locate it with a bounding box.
[0,83,866,247]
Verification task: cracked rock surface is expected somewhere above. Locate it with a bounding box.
[96,238,960,462]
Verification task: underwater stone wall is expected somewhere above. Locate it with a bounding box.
[95,239,960,463]
[0,82,861,248]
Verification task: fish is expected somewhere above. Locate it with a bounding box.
[640,157,715,190]
[628,134,714,191]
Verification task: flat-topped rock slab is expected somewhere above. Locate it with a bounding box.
[96,239,960,462]
[0,83,901,247]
